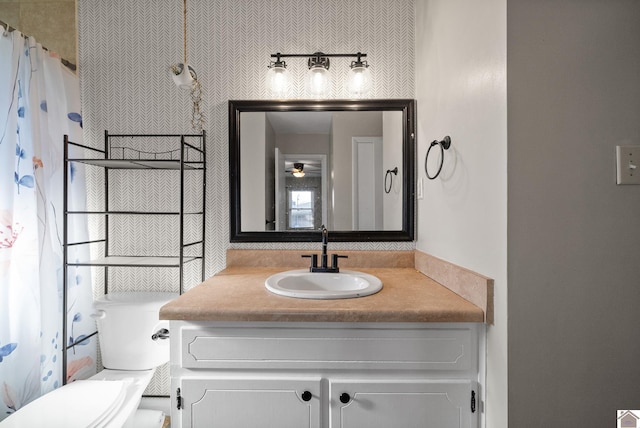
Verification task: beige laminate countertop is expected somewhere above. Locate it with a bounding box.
[159,266,485,323]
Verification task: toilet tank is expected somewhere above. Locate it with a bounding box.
[93,292,178,370]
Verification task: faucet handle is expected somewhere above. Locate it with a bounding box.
[331,254,348,272]
[302,254,318,271]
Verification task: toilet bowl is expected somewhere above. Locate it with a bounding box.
[0,292,177,428]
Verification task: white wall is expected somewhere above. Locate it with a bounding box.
[508,1,640,426]
[383,111,403,230]
[415,1,507,427]
[240,112,266,230]
[276,134,330,156]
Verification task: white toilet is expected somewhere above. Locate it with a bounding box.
[0,292,177,428]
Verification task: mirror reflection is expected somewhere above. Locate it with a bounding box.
[229,100,415,242]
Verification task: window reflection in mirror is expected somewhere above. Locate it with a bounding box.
[288,189,315,230]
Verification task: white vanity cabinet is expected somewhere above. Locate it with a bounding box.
[170,322,482,428]
[177,377,321,428]
[329,379,477,428]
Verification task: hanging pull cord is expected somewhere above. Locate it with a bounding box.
[425,136,451,180]
[183,0,187,65]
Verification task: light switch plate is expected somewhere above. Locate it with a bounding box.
[616,146,640,185]
[417,177,424,199]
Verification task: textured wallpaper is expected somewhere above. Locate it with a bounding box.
[78,0,415,393]
[79,0,416,273]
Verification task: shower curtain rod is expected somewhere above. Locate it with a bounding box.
[1,18,77,72]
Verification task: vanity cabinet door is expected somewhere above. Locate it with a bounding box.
[329,379,477,428]
[177,377,321,428]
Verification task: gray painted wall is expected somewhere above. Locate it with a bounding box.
[0,0,76,64]
[508,1,640,426]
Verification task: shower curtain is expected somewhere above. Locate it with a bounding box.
[0,28,96,420]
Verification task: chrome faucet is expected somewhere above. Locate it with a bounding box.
[302,226,347,273]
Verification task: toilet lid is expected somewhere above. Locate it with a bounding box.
[0,380,126,428]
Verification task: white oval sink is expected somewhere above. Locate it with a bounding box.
[265,269,382,299]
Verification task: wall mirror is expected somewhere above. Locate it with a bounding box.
[229,99,415,242]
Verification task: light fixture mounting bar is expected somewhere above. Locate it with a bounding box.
[270,52,367,59]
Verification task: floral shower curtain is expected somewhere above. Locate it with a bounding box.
[0,28,96,421]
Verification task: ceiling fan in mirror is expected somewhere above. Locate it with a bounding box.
[290,163,305,178]
[285,161,321,178]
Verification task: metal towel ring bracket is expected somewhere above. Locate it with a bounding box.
[425,136,451,180]
[384,167,398,193]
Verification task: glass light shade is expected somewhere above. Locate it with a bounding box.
[306,67,330,97]
[347,64,372,96]
[292,171,305,178]
[266,64,289,98]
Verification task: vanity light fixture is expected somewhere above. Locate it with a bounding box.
[266,53,289,98]
[306,53,331,97]
[267,52,370,98]
[346,53,371,96]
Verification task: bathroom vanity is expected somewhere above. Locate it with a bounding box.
[169,321,480,428]
[160,250,491,428]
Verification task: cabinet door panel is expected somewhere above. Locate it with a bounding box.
[330,379,477,428]
[180,377,321,428]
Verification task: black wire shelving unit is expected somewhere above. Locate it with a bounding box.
[62,131,206,385]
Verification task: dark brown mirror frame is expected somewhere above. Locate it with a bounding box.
[229,99,415,242]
